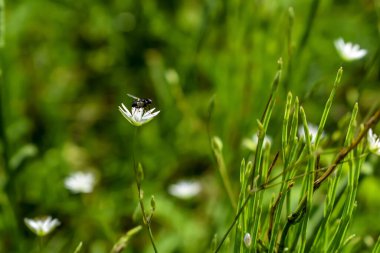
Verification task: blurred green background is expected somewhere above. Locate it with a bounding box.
[1,0,380,252]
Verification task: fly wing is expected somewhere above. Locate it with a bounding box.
[127,93,140,100]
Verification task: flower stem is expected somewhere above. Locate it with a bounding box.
[132,127,158,253]
[39,237,43,253]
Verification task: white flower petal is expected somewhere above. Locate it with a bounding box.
[243,133,272,151]
[368,129,380,156]
[334,38,367,61]
[118,98,160,126]
[142,110,160,121]
[144,108,156,115]
[121,103,132,117]
[64,171,96,194]
[168,180,201,199]
[24,216,60,237]
[298,123,323,144]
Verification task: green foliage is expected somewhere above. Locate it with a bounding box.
[1,1,380,253]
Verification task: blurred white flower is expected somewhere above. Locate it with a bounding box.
[24,216,60,237]
[242,133,272,151]
[244,233,252,248]
[298,123,323,143]
[119,104,160,127]
[168,180,201,199]
[367,129,380,156]
[64,171,95,194]
[334,38,367,61]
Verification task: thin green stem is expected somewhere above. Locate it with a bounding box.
[297,0,320,56]
[132,127,158,253]
[132,127,138,174]
[211,137,237,209]
[372,235,380,253]
[39,237,43,253]
[214,195,251,253]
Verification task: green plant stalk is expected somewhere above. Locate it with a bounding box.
[267,190,283,242]
[306,177,348,252]
[289,97,300,152]
[315,67,343,147]
[247,61,281,251]
[327,216,350,252]
[240,161,252,252]
[251,147,270,251]
[73,242,83,253]
[372,235,380,253]
[308,103,358,251]
[214,195,252,253]
[346,147,362,215]
[328,125,364,252]
[298,107,316,252]
[286,97,301,214]
[136,185,158,253]
[340,233,357,251]
[211,137,237,209]
[38,237,44,253]
[282,92,293,162]
[278,108,380,252]
[132,128,158,253]
[249,126,265,251]
[297,0,320,56]
[284,7,295,91]
[111,225,142,253]
[220,194,267,253]
[216,154,331,253]
[216,156,287,253]
[261,59,282,130]
[242,164,253,253]
[249,59,282,190]
[268,96,299,252]
[235,156,353,251]
[234,159,245,253]
[314,108,380,189]
[268,167,291,251]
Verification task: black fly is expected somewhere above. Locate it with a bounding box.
[127,94,152,111]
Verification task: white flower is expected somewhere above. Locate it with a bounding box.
[298,123,323,144]
[64,171,95,194]
[243,233,252,248]
[368,129,380,156]
[119,104,160,127]
[242,133,272,151]
[24,216,60,237]
[168,180,201,199]
[334,38,367,61]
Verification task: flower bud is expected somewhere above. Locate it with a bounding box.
[244,233,252,248]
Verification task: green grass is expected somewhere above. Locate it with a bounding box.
[1,1,380,252]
